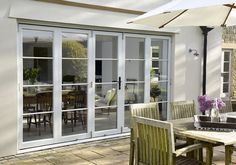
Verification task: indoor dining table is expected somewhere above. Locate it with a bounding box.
[171,117,236,165]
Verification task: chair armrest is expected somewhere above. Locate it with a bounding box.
[174,143,203,157]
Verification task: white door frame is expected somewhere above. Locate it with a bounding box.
[18,25,92,149]
[92,31,123,137]
[18,24,172,149]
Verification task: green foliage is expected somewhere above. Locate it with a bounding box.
[62,41,87,82]
[150,83,161,101]
[24,67,40,84]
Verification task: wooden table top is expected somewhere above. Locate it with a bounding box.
[171,117,236,145]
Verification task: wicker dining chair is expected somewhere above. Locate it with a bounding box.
[133,116,207,165]
[129,102,160,165]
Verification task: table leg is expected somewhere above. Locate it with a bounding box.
[225,145,234,165]
[205,143,213,165]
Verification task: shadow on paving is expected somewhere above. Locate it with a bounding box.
[0,137,236,165]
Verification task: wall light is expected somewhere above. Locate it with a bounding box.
[189,48,199,56]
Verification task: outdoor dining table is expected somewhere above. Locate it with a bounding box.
[171,117,236,165]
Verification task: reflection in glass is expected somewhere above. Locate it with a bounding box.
[151,39,169,60]
[95,60,117,83]
[23,59,52,85]
[223,73,229,83]
[23,87,53,113]
[23,30,53,57]
[126,61,144,81]
[124,106,130,128]
[62,85,87,110]
[95,35,118,59]
[125,83,144,104]
[23,114,53,142]
[62,110,87,136]
[95,84,117,107]
[224,52,230,62]
[151,82,167,102]
[62,33,88,58]
[224,63,229,72]
[62,59,87,83]
[126,37,145,59]
[95,107,117,131]
[151,61,168,81]
[159,102,167,120]
[223,84,229,93]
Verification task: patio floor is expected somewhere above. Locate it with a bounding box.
[0,137,236,165]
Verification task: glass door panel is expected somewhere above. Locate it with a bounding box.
[124,36,145,128]
[61,32,89,136]
[94,34,119,132]
[22,29,53,142]
[150,39,169,120]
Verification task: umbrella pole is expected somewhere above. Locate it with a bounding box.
[200,26,214,95]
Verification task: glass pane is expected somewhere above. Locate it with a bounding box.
[159,102,167,121]
[96,35,118,59]
[125,83,144,104]
[151,61,168,81]
[126,37,145,59]
[23,30,53,57]
[23,59,52,85]
[224,52,230,62]
[152,47,159,58]
[223,73,229,83]
[95,84,117,107]
[62,110,87,136]
[95,107,117,131]
[62,33,88,58]
[126,60,144,81]
[223,84,229,93]
[23,87,53,113]
[23,113,53,141]
[124,105,130,128]
[151,39,168,60]
[224,62,230,72]
[152,61,159,68]
[150,82,168,102]
[62,59,87,83]
[95,60,117,83]
[62,85,87,110]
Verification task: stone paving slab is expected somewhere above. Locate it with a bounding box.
[0,137,236,165]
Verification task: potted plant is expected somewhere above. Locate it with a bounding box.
[23,67,40,85]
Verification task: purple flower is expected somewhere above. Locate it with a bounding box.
[198,95,225,112]
[216,98,225,109]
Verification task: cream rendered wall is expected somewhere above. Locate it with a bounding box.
[0,0,222,157]
[0,2,18,157]
[206,27,222,97]
[172,27,222,106]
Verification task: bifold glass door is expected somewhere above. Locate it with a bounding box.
[19,25,171,149]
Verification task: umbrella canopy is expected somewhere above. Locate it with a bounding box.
[130,0,236,28]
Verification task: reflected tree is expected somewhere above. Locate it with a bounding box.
[62,41,87,83]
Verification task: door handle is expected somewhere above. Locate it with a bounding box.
[118,77,121,90]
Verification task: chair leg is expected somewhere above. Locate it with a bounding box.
[129,140,135,165]
[129,129,135,165]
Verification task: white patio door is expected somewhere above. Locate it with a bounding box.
[92,32,123,137]
[18,25,171,149]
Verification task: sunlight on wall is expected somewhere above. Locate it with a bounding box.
[173,27,202,103]
[206,27,222,97]
[0,18,18,157]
